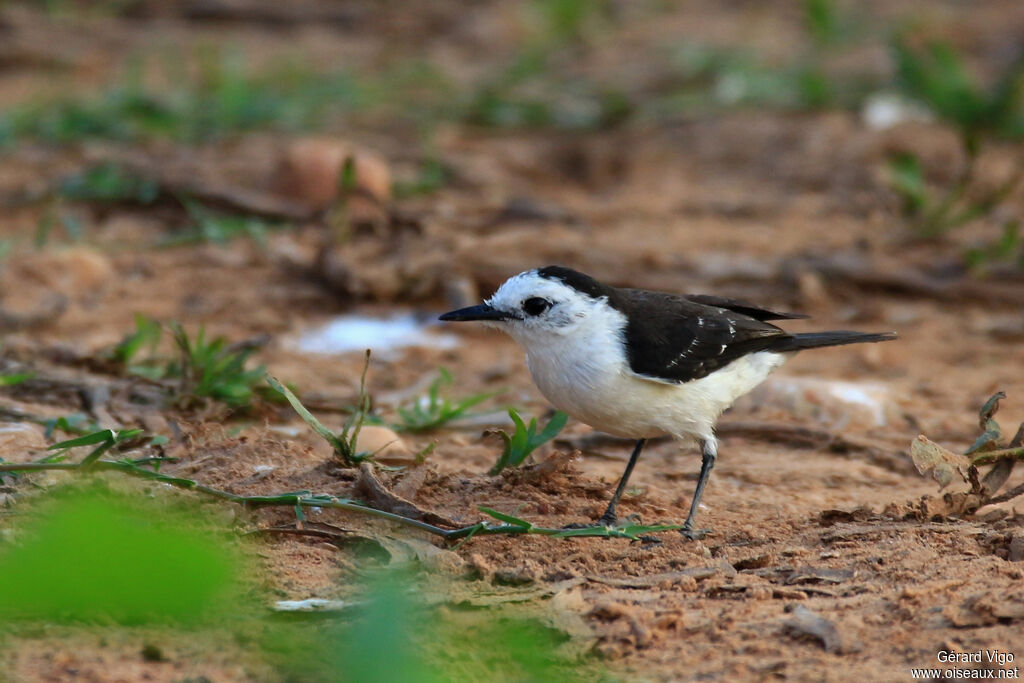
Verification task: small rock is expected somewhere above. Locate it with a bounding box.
[355,426,414,465]
[747,585,772,600]
[274,137,391,212]
[1009,534,1024,563]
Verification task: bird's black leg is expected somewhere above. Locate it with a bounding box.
[596,438,646,527]
[681,438,717,540]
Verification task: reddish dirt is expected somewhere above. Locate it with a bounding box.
[2,2,1024,681]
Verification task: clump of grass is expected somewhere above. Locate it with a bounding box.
[392,369,497,433]
[47,428,146,467]
[39,413,100,439]
[168,323,266,409]
[887,36,1024,249]
[33,200,84,248]
[266,350,375,467]
[325,156,360,244]
[111,313,163,374]
[488,409,568,475]
[393,157,453,199]
[57,162,160,204]
[158,201,285,248]
[109,316,267,410]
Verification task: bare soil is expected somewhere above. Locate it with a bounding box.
[2,2,1024,681]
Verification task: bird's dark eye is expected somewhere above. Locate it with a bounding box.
[522,297,552,316]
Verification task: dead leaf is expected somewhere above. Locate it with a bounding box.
[391,464,429,500]
[355,462,457,527]
[910,435,971,489]
[783,605,847,653]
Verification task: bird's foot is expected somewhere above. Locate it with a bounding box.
[681,525,710,541]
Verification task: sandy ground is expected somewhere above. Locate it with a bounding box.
[2,1,1024,681]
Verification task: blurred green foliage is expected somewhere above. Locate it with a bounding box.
[0,484,596,679]
[0,55,364,145]
[158,201,285,248]
[57,162,160,204]
[0,0,889,146]
[888,35,1024,258]
[266,571,590,683]
[661,0,874,113]
[33,202,84,247]
[893,38,1024,150]
[0,487,238,624]
[0,372,33,386]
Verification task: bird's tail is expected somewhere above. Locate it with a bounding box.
[770,331,897,352]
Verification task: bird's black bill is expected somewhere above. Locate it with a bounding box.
[438,304,512,322]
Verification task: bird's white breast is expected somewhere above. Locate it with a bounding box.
[515,305,787,442]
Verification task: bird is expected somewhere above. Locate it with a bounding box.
[439,265,896,539]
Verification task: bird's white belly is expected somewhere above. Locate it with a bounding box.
[526,350,788,441]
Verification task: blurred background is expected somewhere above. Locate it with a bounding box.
[1,1,1024,681]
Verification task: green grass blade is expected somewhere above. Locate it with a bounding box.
[0,372,34,386]
[265,374,344,453]
[533,411,568,445]
[79,439,117,467]
[478,506,532,529]
[48,429,118,450]
[552,523,680,540]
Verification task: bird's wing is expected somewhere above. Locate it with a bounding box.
[615,290,790,384]
[683,294,808,321]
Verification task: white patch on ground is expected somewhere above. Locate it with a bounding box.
[735,376,896,429]
[861,92,933,130]
[293,313,460,356]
